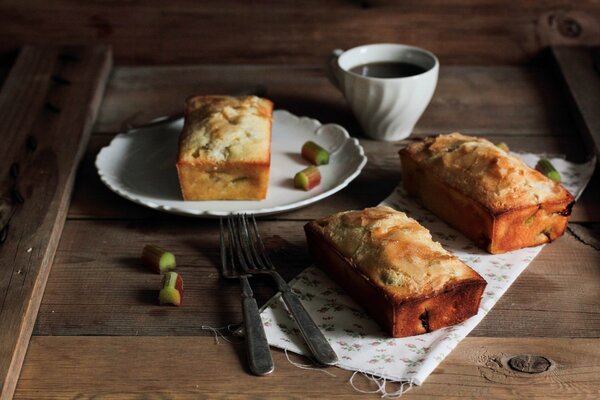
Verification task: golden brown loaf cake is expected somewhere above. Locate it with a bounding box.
[304,206,487,338]
[176,95,273,200]
[399,133,575,254]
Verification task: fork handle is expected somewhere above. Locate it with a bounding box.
[281,290,339,366]
[241,277,274,376]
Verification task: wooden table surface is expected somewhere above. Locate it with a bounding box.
[10,61,600,399]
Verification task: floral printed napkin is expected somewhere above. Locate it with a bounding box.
[259,154,595,386]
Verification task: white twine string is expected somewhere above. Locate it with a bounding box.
[201,324,240,344]
[284,349,337,377]
[349,371,414,398]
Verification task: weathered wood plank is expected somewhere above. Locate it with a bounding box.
[94,65,577,137]
[552,46,600,160]
[1,1,600,65]
[13,336,600,399]
[34,219,600,338]
[34,219,309,336]
[475,227,600,338]
[0,46,112,399]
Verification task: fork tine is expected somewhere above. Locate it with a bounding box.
[221,217,237,277]
[226,214,250,268]
[239,214,267,270]
[248,215,275,270]
[228,215,250,273]
[219,218,227,274]
[237,214,255,267]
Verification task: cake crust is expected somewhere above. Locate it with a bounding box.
[176,95,273,200]
[304,206,486,338]
[400,133,575,253]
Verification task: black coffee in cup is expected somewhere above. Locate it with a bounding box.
[327,43,439,140]
[350,61,427,78]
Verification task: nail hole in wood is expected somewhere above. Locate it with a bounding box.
[0,224,8,243]
[10,163,19,179]
[558,17,582,38]
[351,0,371,8]
[11,187,24,205]
[58,53,80,62]
[45,102,61,114]
[507,355,552,374]
[51,75,71,85]
[26,135,38,151]
[592,48,600,74]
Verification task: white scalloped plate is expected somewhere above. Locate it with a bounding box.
[95,110,367,216]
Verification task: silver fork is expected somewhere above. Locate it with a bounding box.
[220,218,274,376]
[233,214,338,366]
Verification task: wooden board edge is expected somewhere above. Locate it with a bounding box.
[0,45,113,400]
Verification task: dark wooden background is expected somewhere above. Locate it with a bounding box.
[1,2,600,398]
[1,0,600,66]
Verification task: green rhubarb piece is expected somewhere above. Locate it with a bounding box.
[495,142,510,153]
[535,159,561,183]
[142,244,176,273]
[159,272,184,306]
[294,166,321,191]
[301,141,330,165]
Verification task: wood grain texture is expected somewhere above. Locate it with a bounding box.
[13,336,600,399]
[93,65,577,137]
[34,218,600,338]
[0,46,112,399]
[1,1,600,65]
[34,219,310,336]
[552,46,600,160]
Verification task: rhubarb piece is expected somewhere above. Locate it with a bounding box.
[301,141,330,165]
[495,142,510,153]
[159,272,184,306]
[142,244,176,274]
[294,166,321,191]
[535,159,561,183]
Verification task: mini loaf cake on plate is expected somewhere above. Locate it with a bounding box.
[399,133,575,254]
[176,95,273,200]
[304,206,486,338]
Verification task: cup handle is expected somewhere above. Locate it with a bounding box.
[315,123,350,155]
[325,49,344,91]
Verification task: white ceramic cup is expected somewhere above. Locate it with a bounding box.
[327,43,439,141]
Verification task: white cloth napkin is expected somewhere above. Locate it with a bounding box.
[260,154,595,386]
